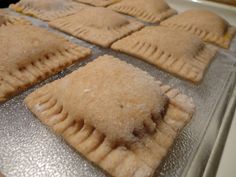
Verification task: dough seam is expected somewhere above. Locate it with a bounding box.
[10,3,84,21]
[112,38,217,83]
[74,0,120,7]
[0,44,91,102]
[49,17,144,48]
[0,15,30,26]
[161,21,236,48]
[109,5,177,23]
[25,79,194,177]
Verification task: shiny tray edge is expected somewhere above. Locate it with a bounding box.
[202,79,236,177]
[168,0,236,11]
[184,72,236,177]
[187,0,236,10]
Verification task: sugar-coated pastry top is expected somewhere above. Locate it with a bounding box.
[45,55,168,144]
[15,0,74,11]
[162,9,228,35]
[114,26,205,59]
[114,0,170,13]
[66,7,130,29]
[0,25,68,71]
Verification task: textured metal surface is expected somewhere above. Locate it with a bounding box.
[0,8,236,177]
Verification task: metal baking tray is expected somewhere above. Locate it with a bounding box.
[0,1,236,177]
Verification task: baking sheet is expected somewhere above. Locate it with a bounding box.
[0,6,236,177]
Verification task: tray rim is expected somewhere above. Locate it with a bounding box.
[184,72,236,177]
[1,3,236,177]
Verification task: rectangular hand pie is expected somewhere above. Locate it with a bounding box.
[74,0,120,7]
[25,55,195,177]
[108,0,177,23]
[161,9,236,49]
[112,26,217,84]
[0,10,30,26]
[49,7,144,48]
[0,24,91,102]
[10,0,88,21]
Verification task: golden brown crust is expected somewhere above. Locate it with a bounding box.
[161,9,236,48]
[74,0,121,7]
[112,26,217,84]
[0,24,91,102]
[25,55,194,177]
[49,7,144,48]
[9,0,88,21]
[108,0,177,23]
[0,10,30,26]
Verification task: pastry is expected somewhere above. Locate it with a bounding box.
[0,24,91,102]
[49,7,144,48]
[74,0,120,7]
[9,0,88,21]
[0,10,30,26]
[108,0,177,23]
[25,55,195,177]
[161,9,236,48]
[112,26,217,84]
